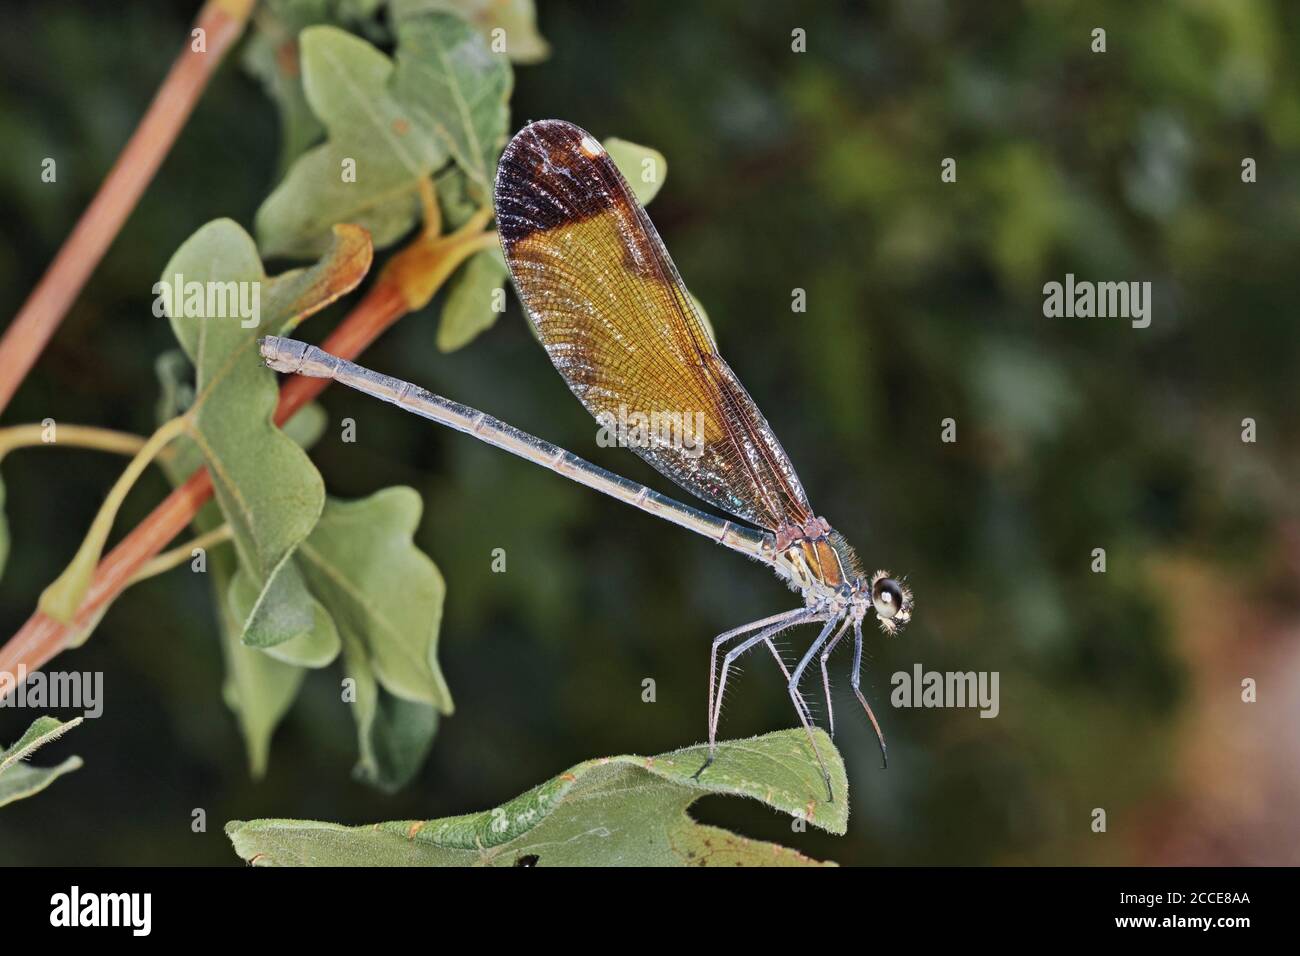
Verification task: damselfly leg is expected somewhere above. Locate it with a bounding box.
[852,618,889,769]
[781,615,841,800]
[698,612,837,800]
[695,609,835,796]
[708,612,823,753]
[817,616,853,737]
[704,608,809,753]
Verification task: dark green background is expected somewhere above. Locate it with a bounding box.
[1,0,1297,865]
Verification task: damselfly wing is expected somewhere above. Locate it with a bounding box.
[495,120,814,536]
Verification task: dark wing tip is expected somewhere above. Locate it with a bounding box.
[494,119,608,248]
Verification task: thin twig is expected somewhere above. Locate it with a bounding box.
[0,217,496,690]
[0,424,147,460]
[130,524,233,584]
[0,0,257,415]
[38,417,190,622]
[0,280,404,686]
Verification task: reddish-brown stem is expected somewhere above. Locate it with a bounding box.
[0,279,408,686]
[0,0,257,415]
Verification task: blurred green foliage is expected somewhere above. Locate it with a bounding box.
[1,0,1298,865]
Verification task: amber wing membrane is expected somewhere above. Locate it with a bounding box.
[494,120,814,533]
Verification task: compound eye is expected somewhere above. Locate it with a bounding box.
[872,577,904,620]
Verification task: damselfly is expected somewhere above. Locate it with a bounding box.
[261,120,913,797]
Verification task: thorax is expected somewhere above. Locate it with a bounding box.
[766,518,863,607]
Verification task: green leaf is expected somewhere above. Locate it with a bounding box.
[243,1,395,173]
[232,486,452,789]
[0,716,83,807]
[152,220,370,775]
[297,488,452,709]
[432,165,480,230]
[340,628,439,791]
[256,25,445,258]
[225,729,845,865]
[279,402,329,450]
[157,349,328,463]
[393,0,550,65]
[154,349,196,422]
[203,482,308,779]
[0,758,83,808]
[154,352,335,778]
[153,417,304,779]
[232,562,340,667]
[242,29,325,176]
[0,715,81,774]
[256,12,511,259]
[295,488,451,791]
[154,325,450,787]
[220,554,308,778]
[436,247,507,351]
[392,10,512,199]
[604,137,667,206]
[162,219,368,586]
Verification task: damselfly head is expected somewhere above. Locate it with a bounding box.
[869,570,912,634]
